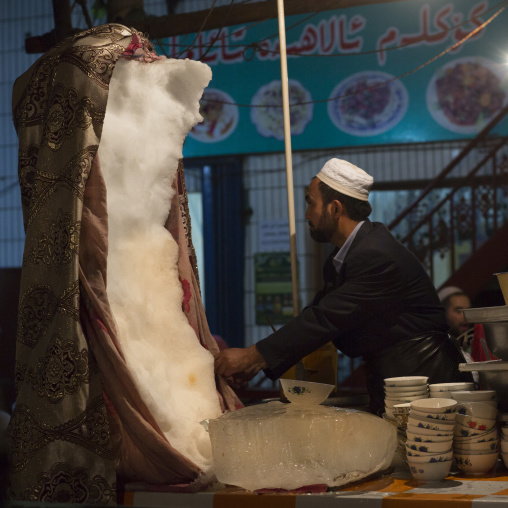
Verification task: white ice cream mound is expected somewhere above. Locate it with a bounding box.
[98,57,221,474]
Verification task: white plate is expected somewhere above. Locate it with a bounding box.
[451,390,497,402]
[463,306,508,323]
[429,390,455,398]
[385,389,429,398]
[385,393,429,401]
[384,376,429,387]
[429,382,475,392]
[328,70,408,137]
[251,79,313,140]
[393,403,412,410]
[385,395,428,402]
[385,394,429,406]
[188,88,239,143]
[426,56,508,134]
[386,385,428,393]
[410,398,457,413]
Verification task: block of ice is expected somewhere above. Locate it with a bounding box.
[208,402,396,491]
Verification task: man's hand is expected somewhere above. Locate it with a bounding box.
[228,365,262,390]
[214,345,267,378]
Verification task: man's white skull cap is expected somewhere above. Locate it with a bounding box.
[316,158,373,201]
[437,286,464,302]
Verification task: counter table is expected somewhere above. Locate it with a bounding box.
[120,465,508,507]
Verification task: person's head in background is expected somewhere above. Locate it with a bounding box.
[438,286,472,338]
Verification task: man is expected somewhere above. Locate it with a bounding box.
[438,286,472,339]
[437,286,477,381]
[215,159,472,414]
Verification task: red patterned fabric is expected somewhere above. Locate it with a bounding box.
[470,323,499,362]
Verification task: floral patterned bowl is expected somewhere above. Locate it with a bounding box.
[455,440,499,453]
[385,394,428,406]
[455,413,496,431]
[454,451,499,474]
[279,379,334,405]
[406,431,454,443]
[453,426,498,444]
[410,408,456,421]
[407,450,453,462]
[406,446,452,458]
[385,385,428,395]
[410,398,457,414]
[451,390,497,403]
[384,376,428,387]
[456,401,498,420]
[408,415,455,431]
[406,424,453,437]
[406,439,453,453]
[408,459,452,481]
[429,382,475,392]
[454,422,496,438]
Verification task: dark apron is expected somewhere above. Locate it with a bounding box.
[364,332,474,415]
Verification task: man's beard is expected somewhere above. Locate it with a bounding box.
[309,211,335,243]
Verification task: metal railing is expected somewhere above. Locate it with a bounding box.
[388,103,508,287]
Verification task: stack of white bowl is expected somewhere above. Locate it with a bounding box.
[429,382,475,399]
[501,426,508,468]
[384,376,429,419]
[405,398,457,481]
[452,397,499,475]
[450,390,497,407]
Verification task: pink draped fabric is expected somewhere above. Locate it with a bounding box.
[79,156,242,485]
[166,163,244,414]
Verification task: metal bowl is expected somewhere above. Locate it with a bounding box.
[483,322,508,360]
[478,370,508,412]
[463,306,508,323]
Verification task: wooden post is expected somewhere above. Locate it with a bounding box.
[276,0,299,318]
[277,0,308,381]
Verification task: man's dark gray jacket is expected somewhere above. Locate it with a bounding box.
[256,219,472,413]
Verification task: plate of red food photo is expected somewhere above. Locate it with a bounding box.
[327,71,408,137]
[426,57,508,134]
[189,88,239,143]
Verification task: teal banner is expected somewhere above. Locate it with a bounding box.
[156,0,508,156]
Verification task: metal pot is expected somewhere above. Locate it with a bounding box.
[483,321,508,361]
[478,370,508,412]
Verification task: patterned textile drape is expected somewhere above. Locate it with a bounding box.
[9,25,133,503]
[8,23,241,503]
[166,163,243,414]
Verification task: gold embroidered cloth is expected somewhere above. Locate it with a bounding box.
[9,23,241,503]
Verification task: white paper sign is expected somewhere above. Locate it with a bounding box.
[259,220,290,252]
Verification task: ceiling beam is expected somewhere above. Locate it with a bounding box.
[140,0,409,39]
[25,0,408,53]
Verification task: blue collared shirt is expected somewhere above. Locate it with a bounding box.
[332,221,365,273]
